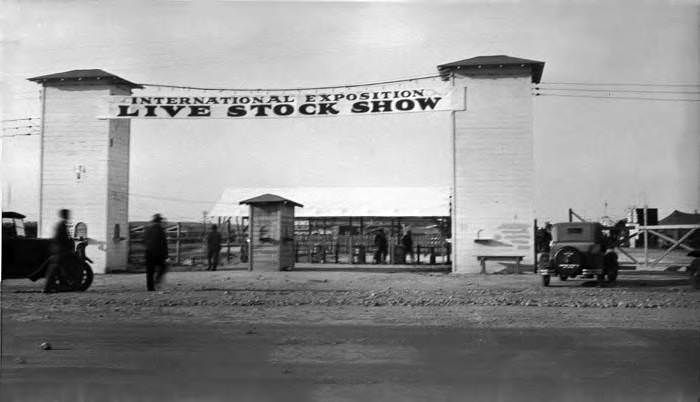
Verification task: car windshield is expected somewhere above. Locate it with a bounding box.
[553,224,598,242]
[2,218,25,238]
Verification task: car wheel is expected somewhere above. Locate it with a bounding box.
[559,274,568,281]
[596,274,605,286]
[542,275,551,287]
[78,262,94,291]
[688,258,700,289]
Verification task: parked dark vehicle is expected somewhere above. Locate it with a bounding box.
[688,250,700,290]
[2,211,93,291]
[537,222,619,287]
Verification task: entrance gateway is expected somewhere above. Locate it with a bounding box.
[28,55,545,274]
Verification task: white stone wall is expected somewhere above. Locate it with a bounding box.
[452,74,535,273]
[40,83,131,273]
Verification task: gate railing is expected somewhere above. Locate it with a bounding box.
[566,207,699,269]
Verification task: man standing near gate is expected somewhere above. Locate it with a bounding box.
[205,224,222,271]
[144,213,168,291]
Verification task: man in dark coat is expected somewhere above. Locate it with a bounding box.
[373,229,388,264]
[536,222,552,253]
[206,224,222,271]
[44,209,75,293]
[144,213,168,291]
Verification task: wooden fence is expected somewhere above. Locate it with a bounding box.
[129,222,450,267]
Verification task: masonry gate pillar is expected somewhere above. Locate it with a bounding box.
[28,70,142,274]
[240,194,303,272]
[437,56,545,273]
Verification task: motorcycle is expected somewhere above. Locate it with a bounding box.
[28,238,94,292]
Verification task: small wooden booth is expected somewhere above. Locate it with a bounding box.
[240,194,303,271]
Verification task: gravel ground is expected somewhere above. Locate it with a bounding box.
[2,270,699,329]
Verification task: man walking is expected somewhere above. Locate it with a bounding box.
[206,224,222,271]
[44,209,75,293]
[144,213,168,291]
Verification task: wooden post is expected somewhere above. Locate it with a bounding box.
[643,205,649,269]
[568,208,573,223]
[248,206,254,272]
[533,218,538,273]
[227,218,231,263]
[175,222,181,265]
[389,242,394,264]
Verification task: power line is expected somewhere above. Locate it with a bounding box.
[2,125,39,131]
[137,74,443,92]
[534,87,700,95]
[2,132,40,138]
[533,93,700,102]
[126,191,218,205]
[1,117,40,123]
[539,81,700,87]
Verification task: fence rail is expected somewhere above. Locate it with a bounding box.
[129,223,450,267]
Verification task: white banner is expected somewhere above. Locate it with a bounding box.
[107,85,461,119]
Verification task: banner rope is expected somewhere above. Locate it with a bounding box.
[136,74,443,92]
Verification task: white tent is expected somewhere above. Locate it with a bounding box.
[209,187,451,218]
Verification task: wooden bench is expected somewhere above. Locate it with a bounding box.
[477,255,525,274]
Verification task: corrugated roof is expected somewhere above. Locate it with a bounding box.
[28,69,143,89]
[437,55,545,83]
[210,187,451,218]
[239,194,303,207]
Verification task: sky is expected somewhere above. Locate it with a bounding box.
[1,0,699,223]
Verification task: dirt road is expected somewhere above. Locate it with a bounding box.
[2,270,699,401]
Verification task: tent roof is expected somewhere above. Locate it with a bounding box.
[659,210,700,225]
[210,187,451,218]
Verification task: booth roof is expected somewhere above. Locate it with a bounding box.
[239,193,304,207]
[210,187,451,218]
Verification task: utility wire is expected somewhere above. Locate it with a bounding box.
[533,93,700,102]
[534,87,700,95]
[2,132,40,138]
[125,191,219,205]
[137,74,443,92]
[2,125,38,131]
[539,81,700,87]
[1,117,40,123]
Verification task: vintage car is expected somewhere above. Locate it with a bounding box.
[688,250,700,289]
[2,211,52,279]
[537,222,619,286]
[2,211,93,291]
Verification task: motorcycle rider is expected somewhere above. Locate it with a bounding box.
[44,209,75,293]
